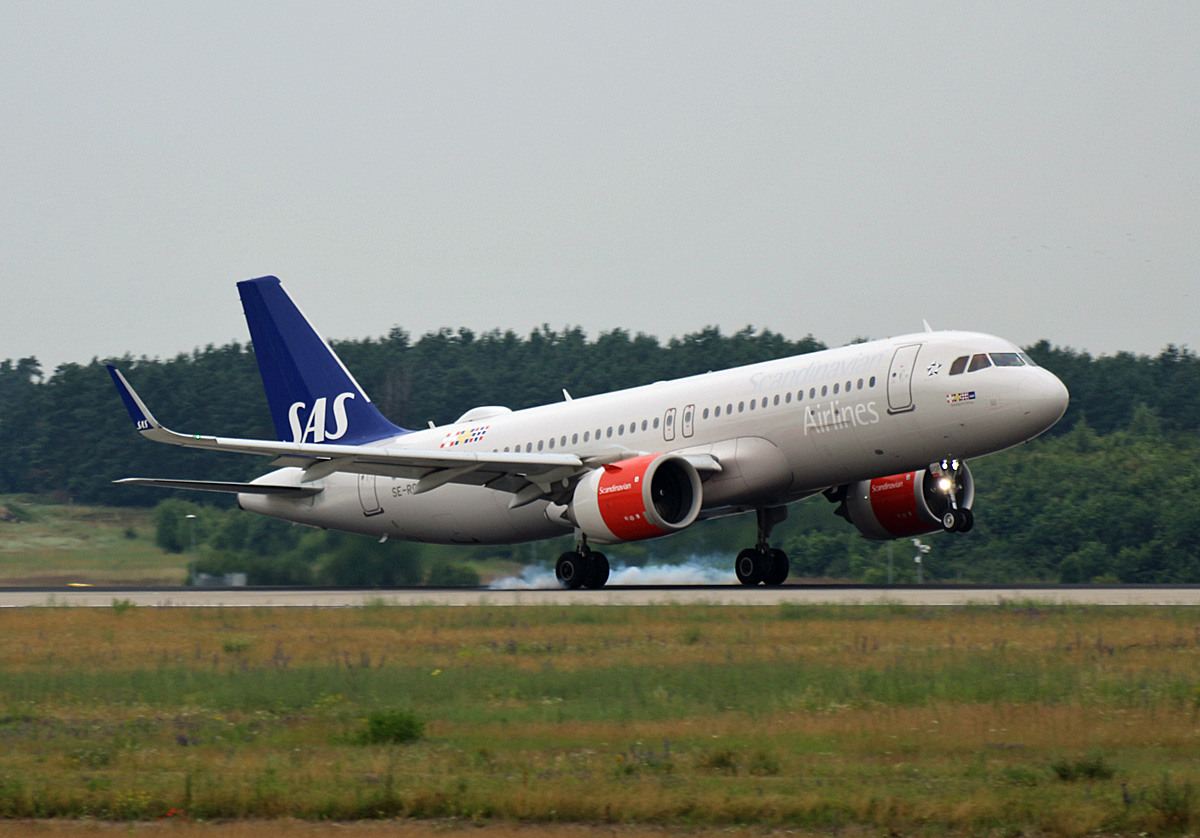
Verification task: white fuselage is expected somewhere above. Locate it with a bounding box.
[240,331,1068,544]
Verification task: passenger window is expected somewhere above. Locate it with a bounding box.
[715,405,721,417]
[641,420,648,431]
[606,427,613,438]
[809,388,816,399]
[968,354,992,372]
[537,440,544,451]
[785,392,792,403]
[833,383,839,395]
[869,377,876,387]
[548,438,555,449]
[702,408,709,419]
[821,385,828,397]
[617,424,624,435]
[560,435,567,446]
[572,433,578,444]
[857,379,863,390]
[653,417,660,429]
[749,400,756,410]
[738,402,745,412]
[798,390,804,402]
[989,353,1024,367]
[525,443,532,453]
[949,356,969,375]
[727,403,733,414]
[584,431,590,442]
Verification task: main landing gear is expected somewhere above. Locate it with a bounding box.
[735,507,790,586]
[556,538,610,590]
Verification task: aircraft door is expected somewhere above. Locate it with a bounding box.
[358,474,383,516]
[682,404,695,438]
[663,408,676,442]
[887,343,922,414]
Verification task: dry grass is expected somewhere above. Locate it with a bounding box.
[2,604,1200,834]
[0,820,880,838]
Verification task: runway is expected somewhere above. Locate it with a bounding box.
[4,584,1200,607]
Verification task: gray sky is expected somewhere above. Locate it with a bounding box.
[2,2,1197,373]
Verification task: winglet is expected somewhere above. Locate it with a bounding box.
[107,365,165,438]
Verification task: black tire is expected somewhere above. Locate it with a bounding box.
[556,551,587,589]
[735,548,765,586]
[956,508,974,533]
[584,552,610,588]
[764,548,790,586]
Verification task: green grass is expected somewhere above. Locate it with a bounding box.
[0,496,186,585]
[1,604,1200,832]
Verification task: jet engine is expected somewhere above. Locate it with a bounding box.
[837,463,975,540]
[571,453,703,544]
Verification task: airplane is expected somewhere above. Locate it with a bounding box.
[109,276,1069,588]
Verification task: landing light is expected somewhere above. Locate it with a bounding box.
[937,477,953,493]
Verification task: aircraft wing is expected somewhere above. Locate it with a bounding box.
[109,366,721,506]
[114,478,323,497]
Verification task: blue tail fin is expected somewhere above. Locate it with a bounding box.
[238,276,407,444]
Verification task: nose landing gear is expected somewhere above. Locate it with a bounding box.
[735,507,790,586]
[931,459,974,533]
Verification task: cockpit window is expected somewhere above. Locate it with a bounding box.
[989,353,1025,367]
[1018,352,1038,367]
[949,356,969,375]
[967,354,992,372]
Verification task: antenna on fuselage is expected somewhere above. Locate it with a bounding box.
[922,319,934,333]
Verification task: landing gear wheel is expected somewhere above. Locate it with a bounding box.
[763,549,790,586]
[556,551,587,589]
[584,552,609,589]
[955,508,974,533]
[942,511,958,532]
[735,548,765,586]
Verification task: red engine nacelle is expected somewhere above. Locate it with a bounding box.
[571,454,703,544]
[841,465,975,540]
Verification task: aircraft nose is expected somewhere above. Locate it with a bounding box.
[1019,370,1070,432]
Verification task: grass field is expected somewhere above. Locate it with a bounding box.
[1,603,1200,834]
[0,499,185,586]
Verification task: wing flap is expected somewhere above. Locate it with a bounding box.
[114,478,323,497]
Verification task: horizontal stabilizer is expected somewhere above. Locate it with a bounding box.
[114,478,323,497]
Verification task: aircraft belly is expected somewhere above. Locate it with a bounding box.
[244,472,562,545]
[698,437,793,507]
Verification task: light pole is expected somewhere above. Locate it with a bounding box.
[911,538,930,584]
[186,514,197,584]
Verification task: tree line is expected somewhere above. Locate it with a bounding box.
[1,328,1198,583]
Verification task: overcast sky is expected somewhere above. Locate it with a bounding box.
[2,2,1197,374]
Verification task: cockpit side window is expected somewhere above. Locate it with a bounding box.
[967,353,992,372]
[1018,352,1038,367]
[989,353,1025,367]
[949,356,969,375]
